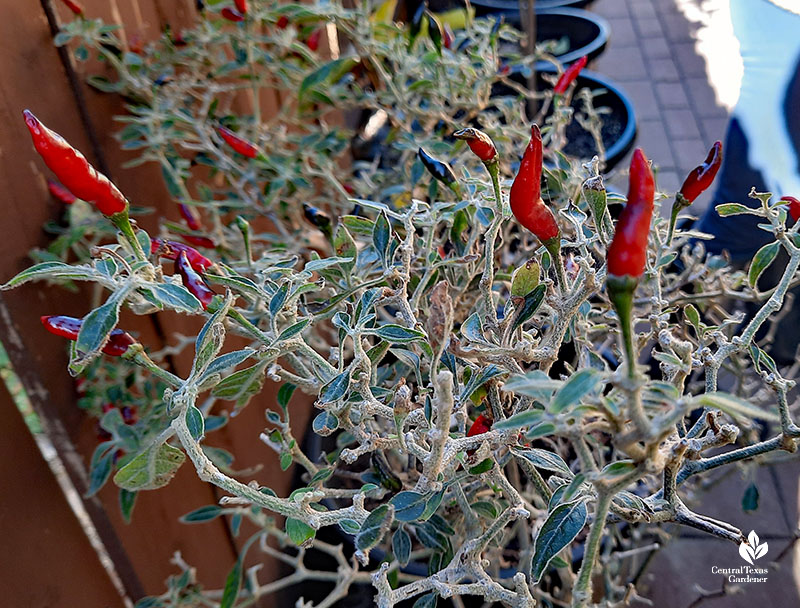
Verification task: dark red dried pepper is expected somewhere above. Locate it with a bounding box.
[176,251,216,309]
[178,203,202,231]
[221,7,245,21]
[418,147,461,197]
[41,315,136,356]
[276,15,289,29]
[23,110,128,217]
[48,179,77,205]
[554,55,587,95]
[306,28,322,52]
[182,234,215,249]
[217,126,259,159]
[150,238,214,272]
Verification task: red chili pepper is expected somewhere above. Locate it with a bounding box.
[221,7,244,22]
[176,251,216,309]
[217,126,259,159]
[59,0,83,16]
[678,141,723,203]
[781,196,800,222]
[467,414,492,437]
[306,28,322,52]
[607,149,655,279]
[182,234,215,249]
[554,55,587,95]
[443,24,454,50]
[276,15,289,29]
[510,125,559,242]
[453,128,498,164]
[23,110,128,216]
[41,315,136,356]
[48,179,77,205]
[150,238,214,272]
[178,203,202,231]
[234,0,247,14]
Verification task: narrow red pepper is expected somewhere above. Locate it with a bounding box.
[453,128,498,164]
[678,141,723,203]
[554,55,587,95]
[667,141,723,244]
[59,0,84,16]
[182,234,215,249]
[234,0,247,14]
[178,203,202,231]
[41,315,136,356]
[48,179,77,205]
[151,238,214,272]
[176,251,216,309]
[276,15,289,29]
[467,414,492,437]
[607,149,655,279]
[23,110,128,217]
[221,7,245,22]
[781,196,800,222]
[217,126,259,159]
[511,125,558,242]
[605,149,655,378]
[306,28,322,52]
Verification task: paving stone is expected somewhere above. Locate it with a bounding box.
[672,137,710,173]
[635,119,675,168]
[661,13,695,42]
[633,17,664,38]
[590,0,630,19]
[640,36,671,60]
[594,46,648,81]
[700,116,730,143]
[663,109,701,138]
[655,82,690,109]
[684,77,728,118]
[648,57,681,82]
[605,17,638,47]
[672,41,708,78]
[628,0,657,20]
[618,80,660,119]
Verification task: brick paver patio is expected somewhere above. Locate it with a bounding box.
[585,1,800,605]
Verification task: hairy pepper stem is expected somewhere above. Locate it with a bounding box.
[607,275,638,379]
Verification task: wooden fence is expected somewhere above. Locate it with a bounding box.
[0,1,308,605]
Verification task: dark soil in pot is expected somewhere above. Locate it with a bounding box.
[470,0,595,17]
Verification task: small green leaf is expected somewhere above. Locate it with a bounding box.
[390,491,428,522]
[512,284,547,330]
[149,283,202,312]
[76,297,123,361]
[312,410,339,436]
[286,518,316,546]
[748,241,780,289]
[355,504,393,552]
[693,392,780,422]
[87,448,115,497]
[493,409,544,431]
[511,258,540,297]
[186,406,205,441]
[269,283,289,316]
[549,369,602,413]
[276,319,311,342]
[530,500,588,583]
[467,458,494,475]
[119,489,136,523]
[319,370,351,403]
[114,442,185,491]
[373,324,426,344]
[280,452,293,471]
[716,202,758,217]
[220,558,242,608]
[471,500,498,518]
[277,383,296,411]
[392,526,412,566]
[180,505,223,523]
[742,483,759,513]
[513,447,572,477]
[413,592,438,608]
[373,212,391,267]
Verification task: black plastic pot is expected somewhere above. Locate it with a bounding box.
[496,67,637,171]
[471,0,595,17]
[503,8,610,66]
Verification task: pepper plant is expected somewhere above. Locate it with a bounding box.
[6,1,800,607]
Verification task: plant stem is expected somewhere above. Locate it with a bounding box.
[572,492,612,608]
